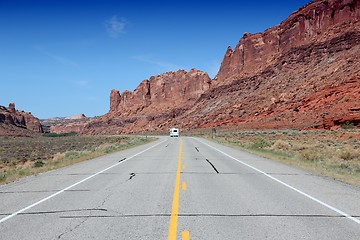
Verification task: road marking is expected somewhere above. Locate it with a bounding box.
[196,138,360,225]
[182,182,187,190]
[168,139,183,240]
[0,139,167,224]
[182,164,186,169]
[182,230,190,240]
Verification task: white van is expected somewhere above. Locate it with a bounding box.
[169,128,179,137]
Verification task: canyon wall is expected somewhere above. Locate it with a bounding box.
[0,103,43,136]
[215,0,360,85]
[109,69,211,116]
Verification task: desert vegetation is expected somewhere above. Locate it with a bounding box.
[194,128,360,187]
[0,134,155,184]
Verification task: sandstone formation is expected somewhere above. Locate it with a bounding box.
[109,69,211,116]
[65,113,87,120]
[203,0,360,129]
[0,103,43,136]
[78,69,211,134]
[215,0,360,85]
[52,0,360,134]
[41,114,89,133]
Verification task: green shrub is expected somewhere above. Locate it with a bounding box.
[300,149,321,162]
[43,132,77,137]
[104,145,116,154]
[0,173,7,182]
[342,121,355,129]
[64,151,81,160]
[33,160,45,168]
[251,137,272,149]
[338,147,359,161]
[18,169,28,175]
[271,140,292,151]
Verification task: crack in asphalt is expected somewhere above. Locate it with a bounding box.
[206,159,220,174]
[0,189,91,194]
[16,208,108,215]
[48,173,94,176]
[56,172,135,240]
[0,209,108,217]
[179,172,314,176]
[57,187,117,238]
[57,217,89,239]
[129,172,136,180]
[194,146,220,173]
[58,213,360,218]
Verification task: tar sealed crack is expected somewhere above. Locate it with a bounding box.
[58,217,89,239]
[129,172,136,180]
[206,159,220,174]
[18,208,107,216]
[59,213,358,218]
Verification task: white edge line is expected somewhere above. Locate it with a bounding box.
[195,138,360,225]
[0,139,167,224]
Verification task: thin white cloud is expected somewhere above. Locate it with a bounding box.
[105,16,127,38]
[132,55,183,71]
[36,47,78,67]
[46,53,78,67]
[75,80,91,88]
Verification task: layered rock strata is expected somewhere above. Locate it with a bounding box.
[215,0,360,85]
[0,103,43,136]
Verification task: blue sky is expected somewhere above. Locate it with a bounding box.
[0,0,311,119]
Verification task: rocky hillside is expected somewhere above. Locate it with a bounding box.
[52,0,360,134]
[214,0,360,85]
[194,0,360,129]
[0,103,43,136]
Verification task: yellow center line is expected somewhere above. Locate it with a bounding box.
[168,138,183,240]
[182,182,187,190]
[182,230,190,240]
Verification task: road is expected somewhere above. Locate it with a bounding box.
[0,137,359,239]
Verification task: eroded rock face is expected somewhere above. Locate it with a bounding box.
[109,69,211,116]
[214,0,360,85]
[76,69,211,134]
[0,103,43,136]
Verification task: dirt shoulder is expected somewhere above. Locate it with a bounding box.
[0,134,155,184]
[194,129,360,187]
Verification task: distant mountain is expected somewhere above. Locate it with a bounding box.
[65,114,87,120]
[41,114,88,133]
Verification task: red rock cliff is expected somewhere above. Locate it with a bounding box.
[0,103,43,136]
[215,0,360,85]
[109,69,211,116]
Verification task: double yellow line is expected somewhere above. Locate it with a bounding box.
[168,139,189,240]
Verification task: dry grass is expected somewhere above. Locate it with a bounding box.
[195,129,360,187]
[0,135,155,184]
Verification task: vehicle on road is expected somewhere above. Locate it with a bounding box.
[169,128,179,137]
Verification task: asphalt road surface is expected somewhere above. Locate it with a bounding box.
[1,137,360,239]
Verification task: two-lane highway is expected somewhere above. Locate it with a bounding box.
[0,137,359,239]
